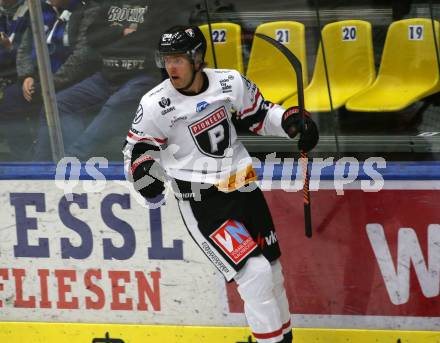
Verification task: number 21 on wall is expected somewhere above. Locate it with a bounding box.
[275,29,290,44]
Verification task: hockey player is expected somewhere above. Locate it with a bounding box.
[123,25,318,343]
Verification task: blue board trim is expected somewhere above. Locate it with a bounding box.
[0,161,439,181]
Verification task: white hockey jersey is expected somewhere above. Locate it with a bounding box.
[123,68,288,188]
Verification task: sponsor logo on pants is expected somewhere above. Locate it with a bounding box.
[210,220,257,264]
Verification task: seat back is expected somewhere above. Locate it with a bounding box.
[377,18,440,88]
[345,18,440,111]
[199,22,244,73]
[308,20,375,97]
[246,21,307,103]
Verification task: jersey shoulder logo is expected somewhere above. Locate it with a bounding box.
[196,101,209,113]
[158,97,175,115]
[219,78,233,93]
[133,104,143,124]
[158,97,171,108]
[188,106,231,158]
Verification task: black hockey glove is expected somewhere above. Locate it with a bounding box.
[131,157,165,199]
[281,106,319,152]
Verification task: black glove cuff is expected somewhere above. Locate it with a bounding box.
[281,106,302,138]
[281,106,319,151]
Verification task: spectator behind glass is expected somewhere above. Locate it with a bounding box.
[0,0,28,98]
[33,0,161,161]
[0,0,100,161]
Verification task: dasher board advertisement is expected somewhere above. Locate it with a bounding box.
[0,162,439,330]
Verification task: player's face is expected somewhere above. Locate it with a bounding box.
[164,54,195,89]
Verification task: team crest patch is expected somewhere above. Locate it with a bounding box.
[189,106,231,157]
[210,220,258,264]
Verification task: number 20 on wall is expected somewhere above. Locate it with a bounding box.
[342,26,357,41]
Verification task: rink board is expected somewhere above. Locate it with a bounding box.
[0,162,439,340]
[0,322,439,343]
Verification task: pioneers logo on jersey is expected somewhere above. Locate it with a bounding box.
[133,104,143,124]
[196,101,209,113]
[210,220,258,264]
[188,106,231,158]
[158,97,175,115]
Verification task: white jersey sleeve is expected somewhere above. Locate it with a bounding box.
[122,90,168,179]
[232,73,288,138]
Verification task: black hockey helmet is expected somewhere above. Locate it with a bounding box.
[155,25,207,68]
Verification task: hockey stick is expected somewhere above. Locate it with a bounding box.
[203,0,218,68]
[255,33,312,238]
[313,0,340,158]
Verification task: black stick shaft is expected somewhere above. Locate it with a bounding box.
[203,0,218,68]
[255,33,312,238]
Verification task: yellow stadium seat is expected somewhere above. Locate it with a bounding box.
[346,18,440,112]
[283,20,375,111]
[246,21,308,104]
[199,22,244,73]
